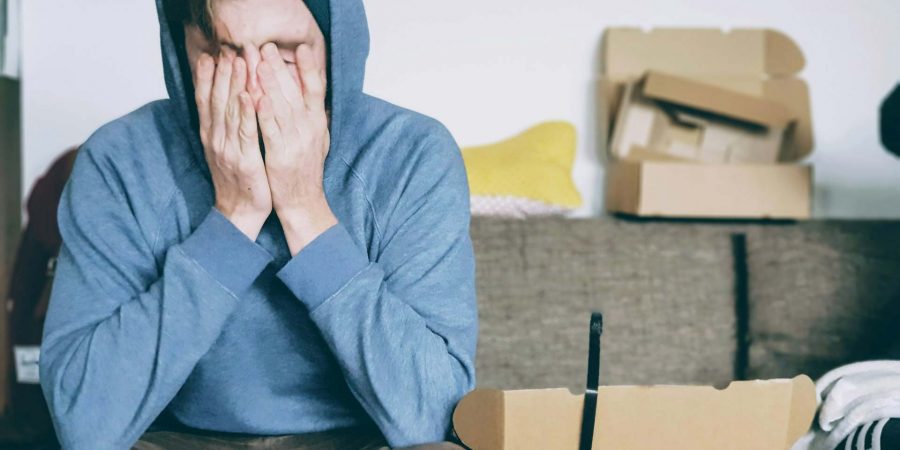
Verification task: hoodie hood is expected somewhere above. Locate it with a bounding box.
[155,0,371,170]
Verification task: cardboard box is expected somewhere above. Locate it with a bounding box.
[453,375,816,450]
[605,160,812,219]
[600,28,815,219]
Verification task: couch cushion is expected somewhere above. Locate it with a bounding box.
[745,222,900,380]
[470,217,737,391]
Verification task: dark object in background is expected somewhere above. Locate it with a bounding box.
[837,419,900,450]
[2,147,79,449]
[882,84,900,156]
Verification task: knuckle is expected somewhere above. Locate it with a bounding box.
[239,126,255,143]
[237,159,257,176]
[210,133,225,152]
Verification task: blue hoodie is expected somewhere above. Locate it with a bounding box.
[38,1,478,448]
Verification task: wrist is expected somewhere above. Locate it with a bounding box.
[215,205,268,241]
[278,201,338,256]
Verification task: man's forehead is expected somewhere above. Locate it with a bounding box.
[210,0,315,48]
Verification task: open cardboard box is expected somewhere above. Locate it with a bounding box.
[600,28,815,219]
[452,375,817,450]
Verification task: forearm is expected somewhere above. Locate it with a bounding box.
[41,208,273,449]
[276,223,477,447]
[308,267,476,446]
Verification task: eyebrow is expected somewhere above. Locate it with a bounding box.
[219,40,306,52]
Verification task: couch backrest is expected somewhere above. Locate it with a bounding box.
[470,218,738,391]
[744,222,900,380]
[469,218,900,391]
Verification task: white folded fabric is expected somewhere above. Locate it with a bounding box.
[792,361,900,450]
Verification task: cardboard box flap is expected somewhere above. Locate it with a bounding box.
[603,28,805,78]
[600,27,815,162]
[642,71,797,128]
[766,30,807,77]
[453,389,506,450]
[453,375,817,450]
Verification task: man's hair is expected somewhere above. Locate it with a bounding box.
[166,0,216,39]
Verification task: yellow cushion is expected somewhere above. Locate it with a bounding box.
[462,121,582,209]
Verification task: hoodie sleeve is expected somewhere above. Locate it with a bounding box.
[39,146,274,449]
[275,130,478,447]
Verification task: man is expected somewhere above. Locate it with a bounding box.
[38,0,478,448]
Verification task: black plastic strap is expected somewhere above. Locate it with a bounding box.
[579,312,603,450]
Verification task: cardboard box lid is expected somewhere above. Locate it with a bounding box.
[642,71,797,128]
[453,375,817,450]
[600,28,814,161]
[603,28,805,79]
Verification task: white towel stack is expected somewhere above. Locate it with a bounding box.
[792,361,900,450]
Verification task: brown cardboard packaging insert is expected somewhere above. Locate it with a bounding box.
[600,28,814,219]
[452,375,816,450]
[611,71,798,164]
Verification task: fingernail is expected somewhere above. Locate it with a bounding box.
[263,42,278,56]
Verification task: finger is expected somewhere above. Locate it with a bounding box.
[257,95,284,152]
[230,56,248,100]
[261,42,305,110]
[210,50,235,144]
[258,59,297,131]
[238,92,259,154]
[224,57,247,152]
[295,44,326,112]
[243,45,263,98]
[194,53,215,144]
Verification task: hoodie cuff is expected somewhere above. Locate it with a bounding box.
[276,222,370,311]
[178,207,274,297]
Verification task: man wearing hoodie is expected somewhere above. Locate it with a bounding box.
[38,0,476,449]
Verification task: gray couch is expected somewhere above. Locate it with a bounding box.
[469,218,900,392]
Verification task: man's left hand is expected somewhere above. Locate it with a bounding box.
[257,42,337,256]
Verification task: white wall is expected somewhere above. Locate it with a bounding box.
[21,0,900,219]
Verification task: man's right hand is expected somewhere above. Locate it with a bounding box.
[194,50,272,241]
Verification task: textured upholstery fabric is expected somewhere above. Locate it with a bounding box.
[745,222,900,380]
[469,217,737,391]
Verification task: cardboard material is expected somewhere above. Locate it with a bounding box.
[453,375,817,450]
[600,28,815,219]
[611,72,797,164]
[605,160,813,220]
